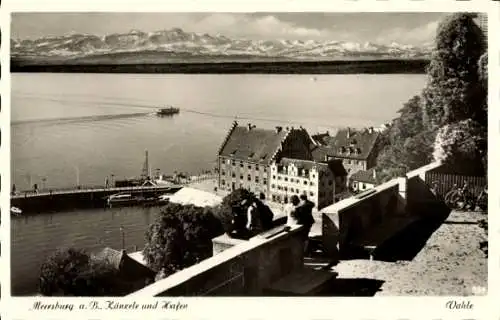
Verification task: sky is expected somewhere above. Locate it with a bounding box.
[11,12,450,45]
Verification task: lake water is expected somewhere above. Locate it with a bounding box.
[10,72,426,295]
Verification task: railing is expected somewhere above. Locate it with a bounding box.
[11,184,180,199]
[425,171,486,199]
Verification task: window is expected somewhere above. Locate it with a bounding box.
[271,184,275,189]
[240,162,244,168]
[310,192,314,197]
[312,174,315,178]
[232,160,236,166]
[310,182,314,186]
[264,167,267,173]
[226,159,231,165]
[296,189,300,193]
[362,183,366,190]
[304,180,307,185]
[240,175,243,180]
[222,180,225,185]
[284,177,288,182]
[232,172,236,178]
[256,165,259,171]
[272,175,276,179]
[328,180,333,186]
[272,195,276,201]
[263,179,267,185]
[278,176,282,180]
[221,170,225,175]
[247,175,251,181]
[284,187,288,192]
[255,177,259,183]
[278,186,282,190]
[248,165,252,170]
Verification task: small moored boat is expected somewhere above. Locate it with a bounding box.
[11,207,22,216]
[158,194,171,203]
[156,106,180,116]
[107,193,141,207]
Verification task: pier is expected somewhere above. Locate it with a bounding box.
[11,184,183,214]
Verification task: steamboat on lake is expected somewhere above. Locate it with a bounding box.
[156,106,180,117]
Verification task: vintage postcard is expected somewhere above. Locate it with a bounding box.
[0,0,498,319]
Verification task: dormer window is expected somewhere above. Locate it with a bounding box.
[248,152,255,159]
[340,146,346,153]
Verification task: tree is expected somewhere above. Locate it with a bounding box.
[375,96,434,181]
[39,247,119,296]
[422,13,486,129]
[433,119,486,175]
[376,13,487,181]
[478,52,488,85]
[143,203,223,278]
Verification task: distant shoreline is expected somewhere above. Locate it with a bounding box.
[11,59,428,74]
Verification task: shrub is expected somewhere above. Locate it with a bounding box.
[39,247,119,296]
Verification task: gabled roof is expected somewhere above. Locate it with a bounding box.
[330,128,380,160]
[326,159,348,177]
[279,158,347,177]
[280,157,328,172]
[218,123,289,165]
[311,145,330,163]
[311,132,331,146]
[312,128,380,161]
[94,247,124,270]
[350,168,378,184]
[93,247,155,281]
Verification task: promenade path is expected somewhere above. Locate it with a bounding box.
[11,184,180,199]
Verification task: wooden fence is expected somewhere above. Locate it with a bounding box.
[425,171,487,199]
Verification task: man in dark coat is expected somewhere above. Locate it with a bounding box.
[296,195,315,254]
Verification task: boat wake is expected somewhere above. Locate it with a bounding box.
[11,112,152,127]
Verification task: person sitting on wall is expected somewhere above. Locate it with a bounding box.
[245,197,274,236]
[246,200,263,235]
[287,195,315,254]
[256,193,274,230]
[286,195,301,227]
[229,201,252,240]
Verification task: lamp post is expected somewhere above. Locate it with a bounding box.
[120,225,125,251]
[74,166,80,188]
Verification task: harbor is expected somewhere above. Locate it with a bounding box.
[11,149,215,215]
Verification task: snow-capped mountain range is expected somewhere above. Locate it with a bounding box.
[11,28,433,61]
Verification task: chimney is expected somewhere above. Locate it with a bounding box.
[368,127,374,134]
[347,127,351,139]
[275,126,282,133]
[247,123,252,130]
